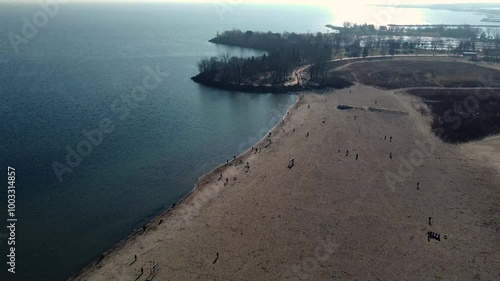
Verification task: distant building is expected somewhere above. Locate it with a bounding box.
[462,51,478,57]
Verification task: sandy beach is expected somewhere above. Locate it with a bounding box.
[73,81,500,280]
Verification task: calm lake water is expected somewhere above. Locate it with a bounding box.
[0,3,493,280]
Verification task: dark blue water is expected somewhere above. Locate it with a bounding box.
[1,2,488,280]
[0,3,334,280]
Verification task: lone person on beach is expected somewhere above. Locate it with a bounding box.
[288,158,295,169]
[346,150,349,156]
[356,154,359,160]
[390,136,393,142]
[306,132,309,138]
[129,255,137,266]
[389,152,392,159]
[417,182,420,190]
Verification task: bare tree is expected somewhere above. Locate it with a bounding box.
[220,53,230,65]
[486,26,494,39]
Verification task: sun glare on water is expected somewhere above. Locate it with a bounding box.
[323,2,427,26]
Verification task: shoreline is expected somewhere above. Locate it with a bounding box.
[69,94,301,280]
[73,58,500,281]
[191,74,353,93]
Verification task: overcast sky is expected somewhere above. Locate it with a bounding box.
[2,0,500,4]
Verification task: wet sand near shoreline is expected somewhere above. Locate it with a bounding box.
[74,84,500,281]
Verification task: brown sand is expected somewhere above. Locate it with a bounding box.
[73,84,500,281]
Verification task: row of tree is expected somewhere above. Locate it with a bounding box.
[198,30,334,85]
[197,27,500,86]
[196,52,294,85]
[331,22,482,39]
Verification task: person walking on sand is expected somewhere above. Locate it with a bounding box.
[390,136,392,142]
[356,154,358,160]
[288,158,295,169]
[346,150,349,156]
[218,173,222,181]
[417,182,420,190]
[129,255,137,266]
[389,152,392,159]
[306,132,309,138]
